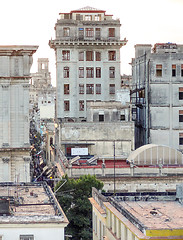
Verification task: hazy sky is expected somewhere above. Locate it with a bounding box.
[1,0,183,85]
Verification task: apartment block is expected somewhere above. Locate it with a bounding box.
[131,43,183,151]
[49,6,127,121]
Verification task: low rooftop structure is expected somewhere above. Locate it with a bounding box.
[90,185,183,240]
[0,182,68,240]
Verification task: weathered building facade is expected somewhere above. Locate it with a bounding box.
[49,6,127,121]
[131,43,183,151]
[0,45,38,182]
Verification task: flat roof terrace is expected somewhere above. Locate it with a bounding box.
[117,200,183,230]
[0,182,68,224]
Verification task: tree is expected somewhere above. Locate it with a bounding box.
[55,174,103,240]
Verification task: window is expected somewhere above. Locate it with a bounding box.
[108,51,116,61]
[172,64,176,77]
[20,235,34,240]
[120,114,125,121]
[181,65,183,77]
[79,51,84,61]
[114,216,117,235]
[109,84,115,94]
[64,101,70,111]
[64,67,69,78]
[86,67,94,78]
[96,67,101,78]
[179,88,183,100]
[179,133,183,145]
[95,15,101,21]
[76,14,80,20]
[86,84,94,94]
[109,211,112,229]
[156,64,162,77]
[64,14,70,19]
[99,114,104,122]
[109,28,115,37]
[79,84,84,94]
[64,84,69,94]
[96,51,101,61]
[86,51,93,61]
[95,28,101,39]
[50,137,53,146]
[109,67,115,78]
[179,110,183,122]
[96,84,101,94]
[63,27,70,37]
[79,67,84,78]
[62,50,70,61]
[79,100,84,111]
[118,220,121,239]
[86,28,94,37]
[85,15,92,21]
[78,28,84,39]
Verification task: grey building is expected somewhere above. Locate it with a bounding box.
[49,6,127,121]
[0,45,38,182]
[131,43,183,151]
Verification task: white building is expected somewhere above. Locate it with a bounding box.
[49,6,127,121]
[0,45,38,182]
[0,182,68,240]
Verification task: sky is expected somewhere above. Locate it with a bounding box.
[1,0,183,86]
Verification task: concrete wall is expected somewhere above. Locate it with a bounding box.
[0,225,65,240]
[101,175,183,193]
[0,150,30,182]
[60,122,134,158]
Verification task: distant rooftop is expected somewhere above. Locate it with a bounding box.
[0,182,68,224]
[71,6,106,13]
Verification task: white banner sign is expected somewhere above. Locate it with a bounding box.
[71,148,88,156]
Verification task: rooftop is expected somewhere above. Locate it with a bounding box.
[91,186,183,236]
[117,200,183,229]
[0,182,68,224]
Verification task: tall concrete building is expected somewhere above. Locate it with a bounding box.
[0,45,38,182]
[131,43,183,151]
[49,6,127,121]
